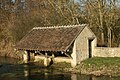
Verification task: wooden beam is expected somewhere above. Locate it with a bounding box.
[64,52,72,59]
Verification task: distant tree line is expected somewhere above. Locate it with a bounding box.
[0,0,120,51]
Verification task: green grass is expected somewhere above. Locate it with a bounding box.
[81,57,120,72]
[79,57,120,76]
[83,57,120,66]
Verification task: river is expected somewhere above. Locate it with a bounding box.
[0,57,120,80]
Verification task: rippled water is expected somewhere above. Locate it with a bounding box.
[0,57,120,80]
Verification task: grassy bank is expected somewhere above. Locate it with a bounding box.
[33,57,120,77]
[79,57,120,76]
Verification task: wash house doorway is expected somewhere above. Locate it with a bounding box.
[88,39,94,58]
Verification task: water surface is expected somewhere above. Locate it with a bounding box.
[0,57,120,80]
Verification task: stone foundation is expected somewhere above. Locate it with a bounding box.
[34,55,71,63]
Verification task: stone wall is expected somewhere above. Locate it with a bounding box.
[93,47,120,57]
[75,26,96,62]
[34,56,71,63]
[71,26,97,67]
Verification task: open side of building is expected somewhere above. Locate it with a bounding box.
[15,24,97,67]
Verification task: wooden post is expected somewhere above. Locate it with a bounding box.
[30,52,35,61]
[52,53,55,58]
[44,52,48,67]
[51,53,55,64]
[33,53,35,60]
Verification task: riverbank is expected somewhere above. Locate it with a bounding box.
[79,57,120,77]
[1,55,120,77]
[0,56,120,80]
[43,57,120,77]
[0,48,23,59]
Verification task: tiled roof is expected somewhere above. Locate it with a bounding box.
[15,24,86,51]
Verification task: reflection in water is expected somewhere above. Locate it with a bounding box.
[71,73,120,80]
[71,74,77,80]
[24,70,29,77]
[44,68,49,79]
[23,65,30,80]
[0,57,20,65]
[71,74,92,80]
[0,57,120,80]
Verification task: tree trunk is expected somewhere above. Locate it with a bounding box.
[98,0,104,45]
[108,27,112,47]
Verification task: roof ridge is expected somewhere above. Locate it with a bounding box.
[33,24,87,30]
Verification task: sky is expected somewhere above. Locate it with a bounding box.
[11,0,120,6]
[11,0,15,3]
[11,0,25,3]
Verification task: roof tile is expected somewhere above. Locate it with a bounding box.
[15,24,86,51]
